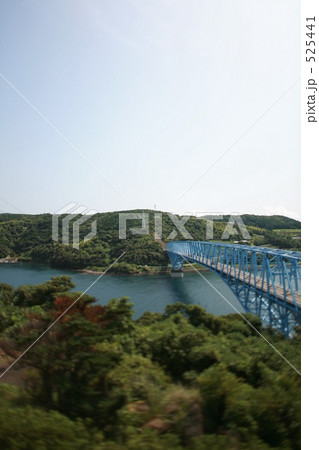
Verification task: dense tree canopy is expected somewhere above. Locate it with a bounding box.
[0,277,300,449]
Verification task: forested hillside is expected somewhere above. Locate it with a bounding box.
[204,214,301,230]
[0,211,301,272]
[0,277,300,449]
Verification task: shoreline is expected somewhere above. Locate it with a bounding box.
[78,265,210,276]
[1,260,210,277]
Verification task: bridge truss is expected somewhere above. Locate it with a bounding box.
[166,241,301,337]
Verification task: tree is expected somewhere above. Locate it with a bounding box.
[13,276,75,306]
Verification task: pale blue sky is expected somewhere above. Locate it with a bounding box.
[0,0,300,219]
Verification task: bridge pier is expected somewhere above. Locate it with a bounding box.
[167,251,185,276]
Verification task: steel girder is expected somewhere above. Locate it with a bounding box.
[166,241,301,337]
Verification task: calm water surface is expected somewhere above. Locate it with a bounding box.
[0,263,244,318]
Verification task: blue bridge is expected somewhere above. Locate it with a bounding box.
[166,241,301,337]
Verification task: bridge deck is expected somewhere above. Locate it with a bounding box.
[189,254,301,308]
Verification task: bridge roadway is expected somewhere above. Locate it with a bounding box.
[185,253,301,308]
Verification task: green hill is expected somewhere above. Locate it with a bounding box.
[203,214,300,230]
[0,211,301,272]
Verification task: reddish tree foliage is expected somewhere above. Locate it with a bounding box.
[53,296,108,326]
[83,305,106,324]
[53,296,83,322]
